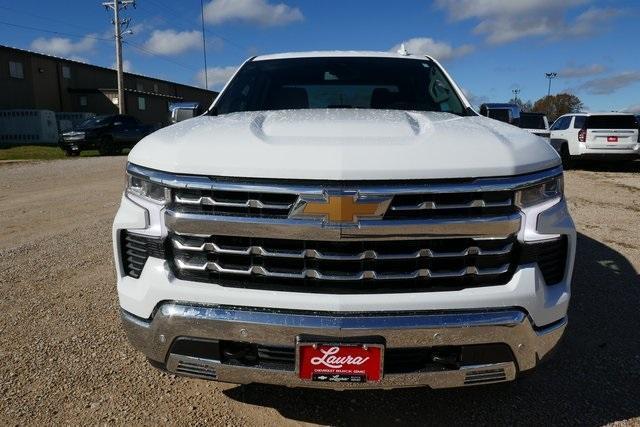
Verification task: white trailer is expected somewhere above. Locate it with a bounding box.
[0,110,60,146]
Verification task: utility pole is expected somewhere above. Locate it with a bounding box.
[200,0,208,90]
[103,0,135,114]
[545,72,557,98]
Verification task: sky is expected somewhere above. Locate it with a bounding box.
[1,0,639,113]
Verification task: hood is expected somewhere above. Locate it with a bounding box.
[128,109,561,180]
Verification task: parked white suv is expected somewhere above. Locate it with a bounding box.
[113,51,575,389]
[550,112,640,166]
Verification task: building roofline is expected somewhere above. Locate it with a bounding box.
[0,44,217,95]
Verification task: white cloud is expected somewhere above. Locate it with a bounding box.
[203,0,303,26]
[111,59,133,72]
[30,35,97,57]
[390,38,474,61]
[435,0,621,44]
[623,104,640,114]
[577,71,640,95]
[196,66,238,89]
[460,87,489,109]
[558,64,606,79]
[143,29,202,55]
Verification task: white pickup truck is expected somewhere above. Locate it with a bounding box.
[113,51,576,389]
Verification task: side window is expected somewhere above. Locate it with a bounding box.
[557,116,571,130]
[62,66,71,79]
[573,116,586,129]
[138,97,146,111]
[9,61,24,79]
[551,117,565,130]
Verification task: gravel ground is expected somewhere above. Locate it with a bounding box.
[0,156,638,426]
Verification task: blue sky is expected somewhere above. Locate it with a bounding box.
[1,0,639,112]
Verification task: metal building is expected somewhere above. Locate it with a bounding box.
[0,45,217,127]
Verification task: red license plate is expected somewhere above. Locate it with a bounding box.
[298,343,384,383]
[607,136,618,142]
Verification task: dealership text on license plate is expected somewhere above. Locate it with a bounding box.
[297,342,384,383]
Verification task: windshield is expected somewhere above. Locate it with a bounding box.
[76,116,111,130]
[520,113,547,130]
[213,57,466,115]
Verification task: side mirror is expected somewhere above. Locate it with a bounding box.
[171,107,197,123]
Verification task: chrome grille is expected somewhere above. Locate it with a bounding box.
[170,181,517,220]
[386,191,514,219]
[126,163,566,293]
[169,233,517,293]
[172,188,297,218]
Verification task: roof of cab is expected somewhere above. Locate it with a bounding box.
[252,50,434,61]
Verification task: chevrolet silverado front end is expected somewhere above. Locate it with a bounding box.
[113,52,575,389]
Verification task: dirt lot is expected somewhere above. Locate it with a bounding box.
[0,156,638,426]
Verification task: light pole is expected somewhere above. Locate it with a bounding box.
[545,72,557,97]
[512,88,520,102]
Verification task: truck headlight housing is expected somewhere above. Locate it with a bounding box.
[515,175,563,208]
[126,172,170,204]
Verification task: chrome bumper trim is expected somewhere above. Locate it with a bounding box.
[121,304,566,389]
[165,210,522,241]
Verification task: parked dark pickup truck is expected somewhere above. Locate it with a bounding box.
[60,114,153,156]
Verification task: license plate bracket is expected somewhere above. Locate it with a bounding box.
[296,336,384,383]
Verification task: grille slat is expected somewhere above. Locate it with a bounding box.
[172,236,513,261]
[175,195,293,211]
[175,258,511,281]
[169,234,517,292]
[391,198,513,211]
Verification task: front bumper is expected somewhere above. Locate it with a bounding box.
[122,304,566,389]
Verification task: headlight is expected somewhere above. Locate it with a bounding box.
[515,175,563,208]
[126,173,170,204]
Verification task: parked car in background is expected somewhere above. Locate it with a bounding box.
[520,112,550,139]
[479,103,520,126]
[550,112,639,166]
[59,114,153,156]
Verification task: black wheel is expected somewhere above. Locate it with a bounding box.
[560,144,572,170]
[65,149,80,157]
[98,136,115,156]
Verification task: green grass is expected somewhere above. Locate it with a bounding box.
[0,145,100,161]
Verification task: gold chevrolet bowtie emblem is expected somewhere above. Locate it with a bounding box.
[291,194,391,223]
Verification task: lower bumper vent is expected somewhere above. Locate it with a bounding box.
[464,368,507,385]
[120,231,165,278]
[175,359,218,380]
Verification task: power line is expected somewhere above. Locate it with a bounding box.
[139,0,250,52]
[0,20,112,42]
[0,19,197,72]
[124,40,198,71]
[0,5,100,34]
